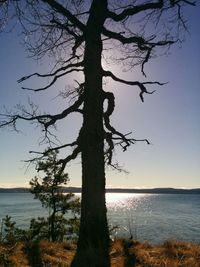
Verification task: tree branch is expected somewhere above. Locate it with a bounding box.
[102,27,174,50]
[107,1,164,22]
[50,18,85,56]
[44,93,84,129]
[25,141,80,174]
[102,27,145,45]
[42,0,85,32]
[107,0,195,22]
[58,146,81,173]
[0,112,51,130]
[18,61,84,84]
[103,91,150,166]
[0,93,84,131]
[29,141,78,156]
[102,27,174,76]
[19,68,84,92]
[103,70,165,102]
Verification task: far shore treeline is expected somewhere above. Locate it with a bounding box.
[0,187,200,194]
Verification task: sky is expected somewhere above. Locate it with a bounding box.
[0,2,199,189]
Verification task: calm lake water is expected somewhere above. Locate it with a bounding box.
[0,193,199,244]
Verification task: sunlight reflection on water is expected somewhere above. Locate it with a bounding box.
[0,193,199,243]
[106,192,152,212]
[106,193,146,203]
[105,193,200,243]
[106,193,154,239]
[106,193,148,211]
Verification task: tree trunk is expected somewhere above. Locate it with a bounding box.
[71,1,110,266]
[50,189,56,242]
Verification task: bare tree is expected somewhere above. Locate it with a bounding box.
[0,1,195,266]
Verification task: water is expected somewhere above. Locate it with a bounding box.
[106,193,200,243]
[0,193,199,244]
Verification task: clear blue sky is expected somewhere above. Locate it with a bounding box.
[0,3,199,189]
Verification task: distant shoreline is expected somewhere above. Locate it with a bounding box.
[0,187,199,194]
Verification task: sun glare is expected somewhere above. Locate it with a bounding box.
[106,193,148,211]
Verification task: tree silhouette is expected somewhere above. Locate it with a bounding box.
[29,150,80,242]
[0,1,195,266]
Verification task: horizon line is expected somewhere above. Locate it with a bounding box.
[0,186,199,190]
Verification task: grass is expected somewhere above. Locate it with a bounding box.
[122,239,200,267]
[0,239,200,266]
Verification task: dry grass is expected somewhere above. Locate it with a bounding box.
[0,241,74,267]
[39,240,75,267]
[0,239,199,267]
[122,239,200,267]
[110,239,125,267]
[0,242,29,267]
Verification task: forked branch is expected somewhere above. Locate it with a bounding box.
[25,140,81,174]
[0,93,84,131]
[18,66,84,92]
[44,93,84,129]
[107,1,164,22]
[103,91,150,166]
[42,0,85,32]
[18,61,84,84]
[103,70,165,102]
[107,0,195,22]
[57,146,81,173]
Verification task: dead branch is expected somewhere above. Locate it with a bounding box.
[42,0,85,32]
[107,1,164,22]
[20,68,84,92]
[18,61,84,83]
[103,70,165,102]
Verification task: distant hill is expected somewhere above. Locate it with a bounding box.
[106,187,200,194]
[0,187,29,193]
[0,187,200,194]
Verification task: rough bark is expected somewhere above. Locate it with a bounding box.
[71,1,110,266]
